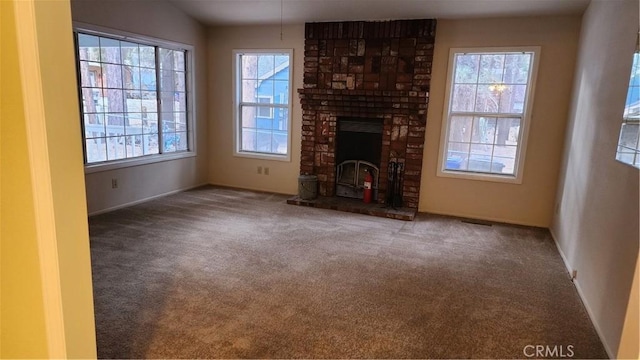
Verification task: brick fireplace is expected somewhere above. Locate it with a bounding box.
[298,19,436,209]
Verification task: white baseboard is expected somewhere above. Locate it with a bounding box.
[87,182,209,216]
[549,228,615,359]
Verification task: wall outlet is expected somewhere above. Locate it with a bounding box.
[264,167,270,175]
[111,178,118,189]
[571,270,578,280]
[257,166,262,174]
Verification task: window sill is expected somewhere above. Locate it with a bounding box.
[437,169,523,184]
[233,151,290,162]
[84,151,196,174]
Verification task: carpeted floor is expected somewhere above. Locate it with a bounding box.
[89,186,607,359]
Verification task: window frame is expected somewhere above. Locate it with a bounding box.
[232,49,293,162]
[73,22,197,174]
[437,46,541,184]
[615,40,640,169]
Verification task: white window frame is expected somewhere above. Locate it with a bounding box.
[615,36,640,169]
[74,22,197,174]
[232,49,293,162]
[437,46,540,184]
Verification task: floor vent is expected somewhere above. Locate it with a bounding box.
[460,219,493,226]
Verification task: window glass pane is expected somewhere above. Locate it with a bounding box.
[160,70,176,92]
[474,85,500,113]
[85,138,107,163]
[173,51,185,71]
[503,54,531,84]
[241,55,258,79]
[175,132,188,151]
[478,54,505,84]
[448,116,472,143]
[79,61,98,87]
[241,128,257,151]
[139,46,156,68]
[258,55,275,79]
[242,79,258,103]
[257,131,273,153]
[162,118,175,133]
[84,114,104,139]
[260,79,275,98]
[124,66,140,90]
[499,84,527,114]
[470,117,497,144]
[273,130,288,154]
[451,84,477,112]
[125,113,143,136]
[140,68,156,90]
[454,54,480,84]
[100,37,121,64]
[121,41,139,66]
[273,80,289,104]
[78,34,100,61]
[81,88,103,113]
[104,89,124,113]
[106,136,126,160]
[445,142,470,171]
[276,108,289,131]
[143,134,159,155]
[174,72,186,92]
[619,123,640,150]
[103,64,122,88]
[241,106,257,129]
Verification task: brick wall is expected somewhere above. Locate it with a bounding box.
[298,20,436,209]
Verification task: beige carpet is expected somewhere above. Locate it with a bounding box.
[89,186,607,359]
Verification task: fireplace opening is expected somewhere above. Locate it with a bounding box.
[335,118,383,200]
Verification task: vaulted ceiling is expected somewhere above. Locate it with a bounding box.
[168,0,590,26]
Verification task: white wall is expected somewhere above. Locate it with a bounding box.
[208,25,304,194]
[420,16,581,227]
[551,0,639,357]
[71,0,209,214]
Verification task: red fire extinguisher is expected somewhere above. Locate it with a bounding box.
[363,170,373,204]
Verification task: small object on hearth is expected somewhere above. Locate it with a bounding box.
[363,169,373,204]
[386,161,404,209]
[298,174,318,200]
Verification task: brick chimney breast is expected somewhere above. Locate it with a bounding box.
[298,20,436,209]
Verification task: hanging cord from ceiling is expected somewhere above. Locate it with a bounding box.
[280,0,284,41]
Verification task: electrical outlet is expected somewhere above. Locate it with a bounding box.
[257,166,262,174]
[111,178,118,189]
[264,167,270,175]
[571,270,577,280]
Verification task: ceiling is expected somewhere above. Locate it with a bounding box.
[168,0,590,26]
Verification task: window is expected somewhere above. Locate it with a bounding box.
[234,50,292,159]
[615,43,640,168]
[438,47,540,183]
[75,29,193,168]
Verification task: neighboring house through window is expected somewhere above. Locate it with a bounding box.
[234,50,292,159]
[75,27,194,169]
[438,47,540,183]
[616,35,640,169]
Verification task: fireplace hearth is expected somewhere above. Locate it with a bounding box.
[295,19,436,212]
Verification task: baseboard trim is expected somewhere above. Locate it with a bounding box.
[419,208,547,228]
[87,183,209,217]
[549,228,614,359]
